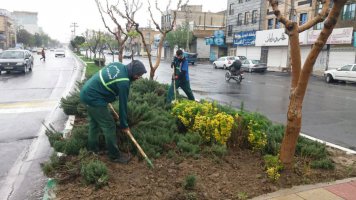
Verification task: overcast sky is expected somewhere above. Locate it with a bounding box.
[2,0,227,43]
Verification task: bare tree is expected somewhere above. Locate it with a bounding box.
[95,0,142,62]
[124,0,187,79]
[268,0,347,170]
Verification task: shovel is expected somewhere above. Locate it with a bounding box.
[108,103,154,169]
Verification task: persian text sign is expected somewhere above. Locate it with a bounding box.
[233,31,256,46]
[307,27,353,44]
[255,28,289,46]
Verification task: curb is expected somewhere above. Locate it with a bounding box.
[42,52,85,200]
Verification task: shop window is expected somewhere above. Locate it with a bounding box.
[275,18,281,29]
[229,3,234,15]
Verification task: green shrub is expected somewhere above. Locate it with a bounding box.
[184,174,197,190]
[41,152,62,177]
[311,158,335,170]
[81,160,108,188]
[264,125,284,155]
[202,144,227,158]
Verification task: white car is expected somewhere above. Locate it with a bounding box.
[324,64,356,83]
[55,49,65,57]
[213,56,235,69]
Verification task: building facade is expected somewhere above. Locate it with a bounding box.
[225,0,266,60]
[255,0,356,74]
[11,11,40,34]
[0,9,16,50]
[161,5,226,60]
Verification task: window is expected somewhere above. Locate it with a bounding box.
[229,3,234,15]
[267,18,273,29]
[340,65,352,71]
[342,3,356,20]
[228,25,233,36]
[237,13,243,26]
[299,13,307,25]
[275,18,281,28]
[244,12,250,25]
[252,10,258,24]
[238,0,243,3]
[352,65,356,71]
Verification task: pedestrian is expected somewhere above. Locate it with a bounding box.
[40,48,46,61]
[80,60,147,163]
[166,49,195,103]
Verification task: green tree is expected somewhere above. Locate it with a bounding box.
[166,25,193,49]
[16,29,32,47]
[34,33,43,47]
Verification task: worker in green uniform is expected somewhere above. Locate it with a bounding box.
[80,60,147,163]
[166,49,195,103]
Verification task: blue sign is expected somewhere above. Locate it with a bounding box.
[214,30,225,38]
[205,36,225,46]
[354,32,356,48]
[233,30,256,46]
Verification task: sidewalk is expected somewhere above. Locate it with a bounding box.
[252,177,356,200]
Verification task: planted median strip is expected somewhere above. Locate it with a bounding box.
[40,54,356,199]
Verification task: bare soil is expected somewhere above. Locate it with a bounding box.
[54,148,356,200]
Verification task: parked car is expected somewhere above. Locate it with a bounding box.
[183,52,198,65]
[241,59,267,73]
[0,49,34,74]
[123,51,132,59]
[234,56,247,61]
[213,56,235,69]
[324,64,356,83]
[55,49,65,57]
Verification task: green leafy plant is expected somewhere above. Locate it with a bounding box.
[184,174,197,190]
[81,159,108,188]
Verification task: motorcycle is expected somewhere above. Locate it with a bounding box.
[225,67,244,84]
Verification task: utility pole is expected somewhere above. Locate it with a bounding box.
[70,22,79,38]
[286,0,295,71]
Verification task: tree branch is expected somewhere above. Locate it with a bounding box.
[298,0,330,33]
[296,0,347,98]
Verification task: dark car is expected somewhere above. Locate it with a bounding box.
[183,52,198,65]
[0,50,33,74]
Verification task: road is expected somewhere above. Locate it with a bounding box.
[0,50,83,200]
[115,56,356,151]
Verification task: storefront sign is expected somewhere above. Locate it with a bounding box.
[233,31,256,46]
[205,30,225,46]
[256,28,289,46]
[307,27,353,44]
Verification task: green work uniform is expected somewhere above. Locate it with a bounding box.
[166,56,195,103]
[80,62,130,159]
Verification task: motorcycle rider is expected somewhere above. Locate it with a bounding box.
[230,59,242,75]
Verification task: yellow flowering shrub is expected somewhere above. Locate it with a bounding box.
[264,154,283,181]
[172,100,236,145]
[247,120,267,151]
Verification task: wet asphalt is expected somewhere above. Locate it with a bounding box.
[0,50,82,200]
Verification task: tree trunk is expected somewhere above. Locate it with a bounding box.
[150,33,166,80]
[279,0,347,170]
